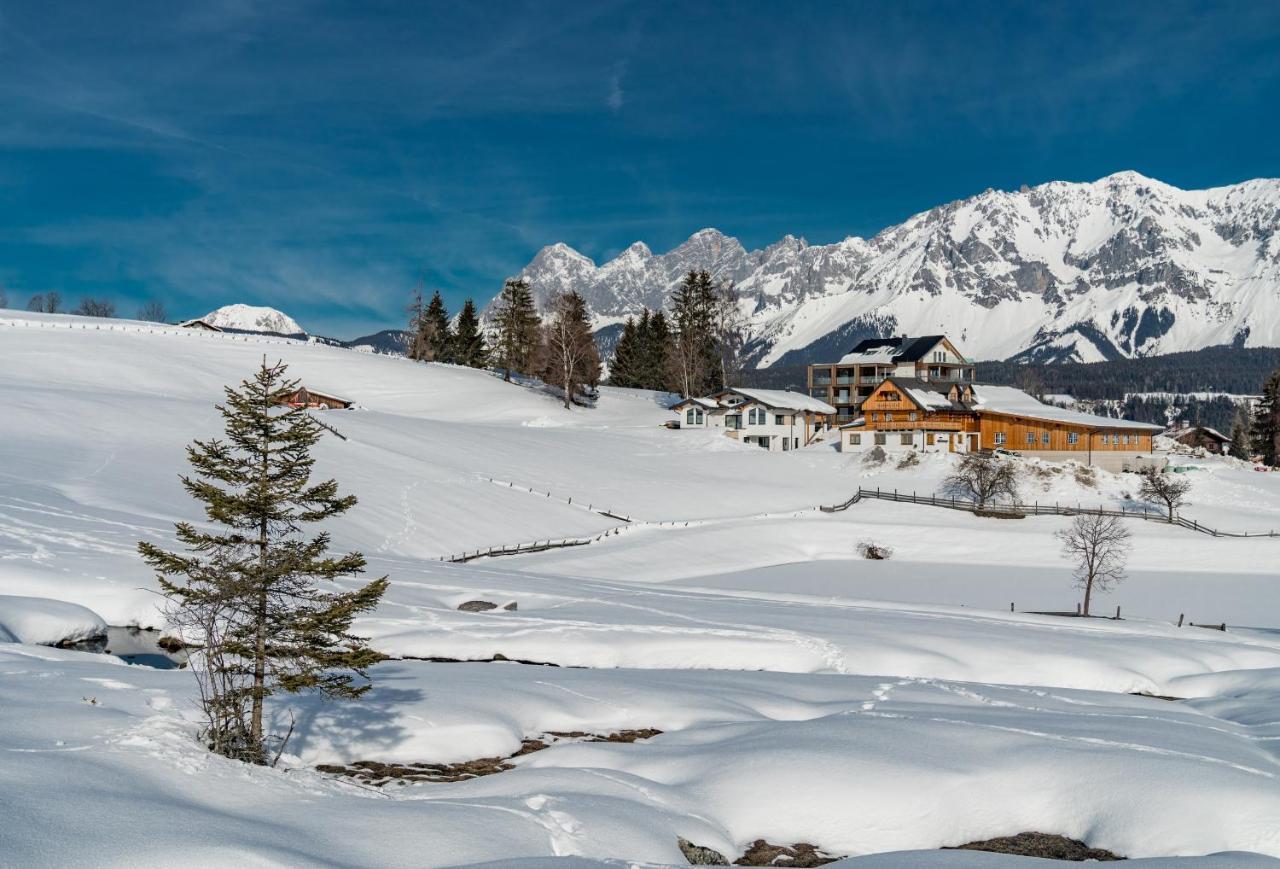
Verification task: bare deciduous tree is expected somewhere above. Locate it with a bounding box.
[540,290,601,409]
[137,300,168,323]
[1055,513,1131,616]
[943,452,1021,509]
[74,297,116,318]
[1137,465,1191,520]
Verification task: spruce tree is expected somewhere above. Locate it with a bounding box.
[643,309,672,392]
[1251,369,1280,467]
[423,291,454,362]
[669,270,721,397]
[1229,405,1252,461]
[609,316,640,388]
[406,288,428,362]
[491,277,540,382]
[453,298,488,368]
[138,359,388,765]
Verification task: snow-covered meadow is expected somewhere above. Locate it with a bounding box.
[2,310,1280,867]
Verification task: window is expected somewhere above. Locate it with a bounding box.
[994,432,1006,445]
[1026,431,1036,445]
[874,433,887,445]
[782,438,789,451]
[747,407,768,425]
[695,409,704,425]
[1042,432,1050,445]
[1112,433,1119,445]
[686,409,695,425]
[775,414,786,426]
[794,438,799,449]
[849,433,862,445]
[872,412,879,421]
[885,412,894,422]
[1067,432,1079,445]
[1122,434,1129,445]
[909,412,917,421]
[900,434,913,446]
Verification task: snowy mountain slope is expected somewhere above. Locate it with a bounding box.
[498,172,1280,364]
[6,312,1280,864]
[201,302,306,336]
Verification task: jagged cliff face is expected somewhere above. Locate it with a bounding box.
[495,172,1280,365]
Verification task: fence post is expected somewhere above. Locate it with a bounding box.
[1177,613,1184,627]
[1115,605,1121,620]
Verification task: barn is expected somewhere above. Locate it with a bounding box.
[279,387,353,410]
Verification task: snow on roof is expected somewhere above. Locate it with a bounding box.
[1163,424,1230,442]
[671,397,718,410]
[837,348,896,365]
[720,387,836,414]
[904,386,955,410]
[970,385,1162,430]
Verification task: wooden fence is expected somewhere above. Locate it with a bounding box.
[819,487,1278,538]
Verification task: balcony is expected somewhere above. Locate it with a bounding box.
[872,418,965,431]
[811,377,832,387]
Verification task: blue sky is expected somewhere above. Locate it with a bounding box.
[2,1,1279,338]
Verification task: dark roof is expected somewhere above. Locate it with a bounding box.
[845,337,902,355]
[879,377,971,412]
[892,335,948,362]
[844,335,948,363]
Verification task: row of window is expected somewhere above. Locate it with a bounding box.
[848,433,915,446]
[991,431,1138,447]
[870,411,918,422]
[688,408,792,426]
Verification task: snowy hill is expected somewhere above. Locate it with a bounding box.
[5,310,1280,865]
[498,172,1280,365]
[201,303,306,336]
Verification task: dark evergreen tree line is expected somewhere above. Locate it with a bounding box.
[607,270,742,397]
[406,288,489,369]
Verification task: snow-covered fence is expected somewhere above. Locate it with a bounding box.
[483,476,633,523]
[819,487,1279,538]
[440,528,629,563]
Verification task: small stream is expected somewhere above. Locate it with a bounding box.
[62,626,188,669]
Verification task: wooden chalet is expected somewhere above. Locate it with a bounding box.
[807,335,975,424]
[280,386,353,410]
[1162,424,1230,453]
[179,318,223,332]
[842,375,1163,471]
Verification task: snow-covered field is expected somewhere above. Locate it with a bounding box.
[3,311,1280,867]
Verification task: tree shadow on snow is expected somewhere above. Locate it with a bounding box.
[270,669,425,764]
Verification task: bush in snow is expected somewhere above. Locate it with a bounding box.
[862,446,887,466]
[895,450,920,470]
[1138,465,1191,520]
[857,540,893,560]
[1072,465,1098,488]
[943,452,1020,509]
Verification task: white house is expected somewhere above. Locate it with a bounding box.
[672,387,836,452]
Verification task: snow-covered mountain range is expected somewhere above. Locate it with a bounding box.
[500,172,1280,365]
[201,304,306,336]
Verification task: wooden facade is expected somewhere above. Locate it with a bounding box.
[280,387,352,410]
[858,379,1154,457]
[807,336,976,423]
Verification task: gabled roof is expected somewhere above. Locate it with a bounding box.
[709,387,836,415]
[877,377,969,412]
[838,335,950,366]
[1162,424,1230,443]
[969,385,1162,431]
[671,396,718,410]
[892,335,949,362]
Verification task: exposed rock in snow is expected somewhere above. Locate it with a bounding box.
[201,303,305,336]
[496,172,1280,365]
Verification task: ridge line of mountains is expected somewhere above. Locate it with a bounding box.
[501,170,1280,367]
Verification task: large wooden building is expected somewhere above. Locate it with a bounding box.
[841,376,1162,471]
[810,334,1164,471]
[807,335,975,425]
